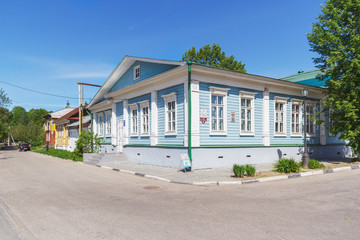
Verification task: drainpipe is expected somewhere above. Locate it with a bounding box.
[187,61,192,163]
[85,109,93,132]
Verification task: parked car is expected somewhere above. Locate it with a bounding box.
[19,143,31,151]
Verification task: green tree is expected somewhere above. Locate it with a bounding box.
[182,43,246,73]
[0,88,11,108]
[73,131,103,159]
[307,0,360,157]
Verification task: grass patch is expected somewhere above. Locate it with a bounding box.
[33,147,82,162]
[308,159,325,169]
[274,158,302,173]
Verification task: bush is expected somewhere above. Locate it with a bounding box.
[308,159,325,169]
[33,147,82,161]
[73,131,103,159]
[274,158,302,173]
[233,164,246,177]
[233,164,256,177]
[245,164,256,176]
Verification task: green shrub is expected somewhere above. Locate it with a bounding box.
[245,164,256,176]
[308,159,325,169]
[73,131,103,159]
[33,148,82,161]
[274,158,302,173]
[233,164,246,177]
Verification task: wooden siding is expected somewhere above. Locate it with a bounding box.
[199,82,263,146]
[157,85,185,145]
[109,61,179,93]
[128,94,151,145]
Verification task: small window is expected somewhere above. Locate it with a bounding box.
[140,101,150,136]
[240,91,256,135]
[291,100,302,136]
[134,65,140,80]
[274,97,288,136]
[129,104,138,136]
[98,114,104,137]
[306,102,316,136]
[162,92,177,135]
[105,111,112,136]
[209,87,229,135]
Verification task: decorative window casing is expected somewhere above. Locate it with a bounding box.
[209,87,229,135]
[97,113,104,137]
[105,111,112,136]
[134,65,140,80]
[162,92,177,135]
[328,109,335,137]
[291,100,303,136]
[306,101,316,136]
[129,103,138,136]
[239,91,256,135]
[274,97,288,136]
[139,100,150,136]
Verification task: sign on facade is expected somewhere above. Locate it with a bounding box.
[231,112,236,122]
[180,152,192,168]
[200,109,207,124]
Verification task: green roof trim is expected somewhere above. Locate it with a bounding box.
[280,69,324,82]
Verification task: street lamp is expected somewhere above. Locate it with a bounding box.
[302,88,309,168]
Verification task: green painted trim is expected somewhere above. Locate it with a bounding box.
[156,144,186,148]
[198,145,264,148]
[124,144,185,148]
[187,61,192,161]
[124,144,151,147]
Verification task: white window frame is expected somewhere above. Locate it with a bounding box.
[328,109,335,137]
[274,97,288,136]
[291,99,303,137]
[134,65,140,80]
[306,101,316,137]
[105,110,112,137]
[239,91,256,136]
[139,100,150,136]
[162,92,177,136]
[129,103,138,136]
[209,87,229,135]
[97,113,104,137]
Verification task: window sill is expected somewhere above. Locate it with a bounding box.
[165,131,177,136]
[210,131,227,136]
[274,133,287,137]
[106,134,112,137]
[290,134,302,138]
[140,133,150,137]
[130,134,138,137]
[240,132,254,136]
[306,134,316,137]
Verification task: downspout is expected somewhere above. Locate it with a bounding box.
[85,109,93,132]
[187,61,192,164]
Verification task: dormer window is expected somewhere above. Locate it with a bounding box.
[134,65,140,79]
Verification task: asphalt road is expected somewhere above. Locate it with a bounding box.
[0,150,359,240]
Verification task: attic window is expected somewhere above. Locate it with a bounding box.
[134,65,140,79]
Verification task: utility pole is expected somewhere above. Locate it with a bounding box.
[76,82,101,134]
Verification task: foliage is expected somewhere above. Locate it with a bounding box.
[245,164,256,177]
[0,88,11,108]
[182,43,246,73]
[274,158,302,173]
[233,164,257,177]
[233,164,246,177]
[307,0,360,155]
[33,147,82,161]
[308,159,325,169]
[73,131,103,158]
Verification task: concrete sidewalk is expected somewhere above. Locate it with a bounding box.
[93,160,275,184]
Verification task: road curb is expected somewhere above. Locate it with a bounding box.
[88,163,360,186]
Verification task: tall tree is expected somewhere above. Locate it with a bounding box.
[0,89,11,142]
[307,0,360,156]
[182,43,246,73]
[0,88,11,108]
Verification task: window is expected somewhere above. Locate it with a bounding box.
[240,91,256,135]
[130,103,138,135]
[105,111,112,136]
[98,114,104,137]
[209,87,229,134]
[306,102,316,136]
[274,97,288,135]
[328,109,335,137]
[139,101,150,136]
[134,65,140,79]
[162,92,177,135]
[291,100,302,136]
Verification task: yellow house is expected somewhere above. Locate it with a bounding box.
[43,103,74,147]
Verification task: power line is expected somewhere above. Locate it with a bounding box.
[0,80,92,100]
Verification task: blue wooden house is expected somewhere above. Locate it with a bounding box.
[87,57,348,169]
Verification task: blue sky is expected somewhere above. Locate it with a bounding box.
[0,0,325,111]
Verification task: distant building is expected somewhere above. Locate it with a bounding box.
[43,103,74,147]
[87,57,348,169]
